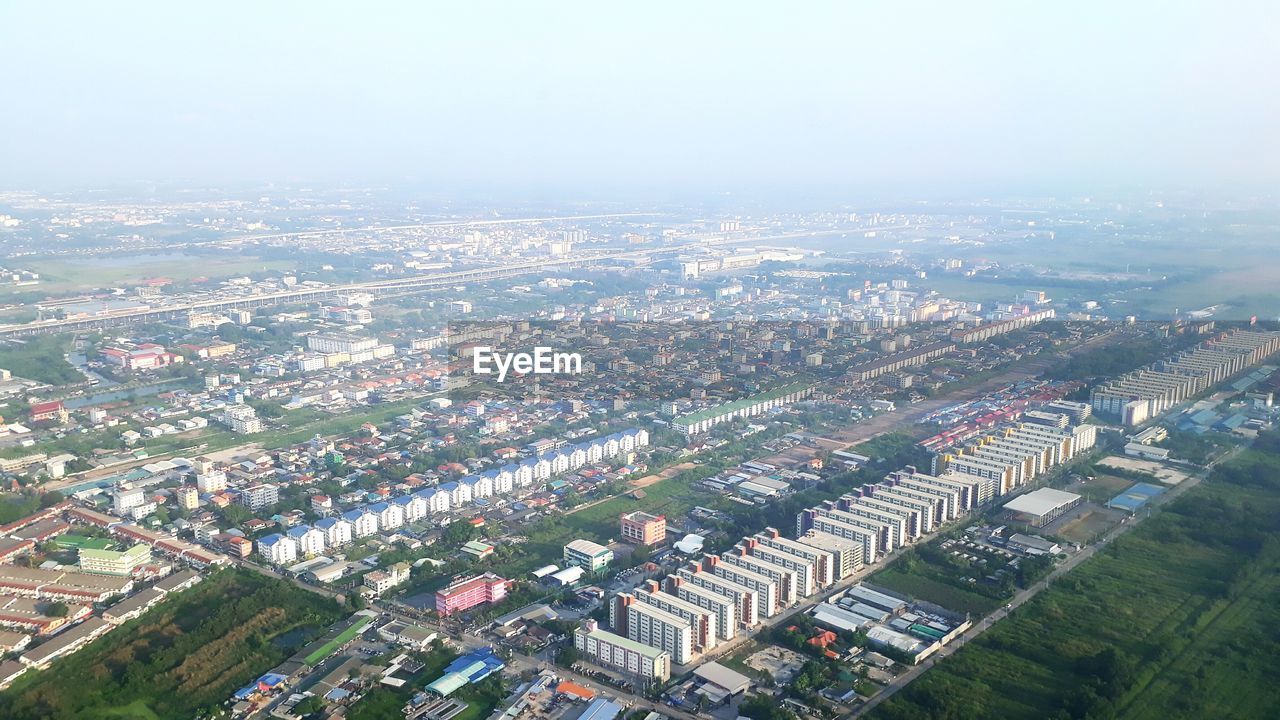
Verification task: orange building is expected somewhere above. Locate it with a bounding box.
[620,511,666,546]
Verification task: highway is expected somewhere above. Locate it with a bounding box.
[0,225,910,337]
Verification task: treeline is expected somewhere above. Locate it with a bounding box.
[0,569,345,720]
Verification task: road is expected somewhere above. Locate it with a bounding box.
[851,444,1244,717]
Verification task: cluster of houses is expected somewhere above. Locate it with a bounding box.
[257,428,650,565]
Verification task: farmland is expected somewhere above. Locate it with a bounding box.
[0,569,345,720]
[869,432,1280,720]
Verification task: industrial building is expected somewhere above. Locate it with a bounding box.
[1002,487,1083,527]
[563,539,614,573]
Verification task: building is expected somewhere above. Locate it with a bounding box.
[628,581,718,651]
[363,562,410,595]
[0,595,89,634]
[0,565,132,603]
[620,511,666,546]
[19,616,110,668]
[257,533,297,565]
[287,524,326,556]
[434,573,509,616]
[613,593,695,664]
[99,344,183,371]
[673,383,814,435]
[78,544,151,576]
[950,309,1055,344]
[112,486,156,521]
[845,342,956,383]
[665,576,738,640]
[1091,330,1280,425]
[574,619,671,682]
[195,470,227,493]
[238,483,279,512]
[28,400,68,424]
[564,539,614,573]
[176,485,199,511]
[1002,487,1082,527]
[306,333,379,354]
[220,405,263,434]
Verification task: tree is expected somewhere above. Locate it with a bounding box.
[39,491,65,508]
[295,696,324,717]
[220,504,251,526]
[46,601,69,617]
[555,645,580,667]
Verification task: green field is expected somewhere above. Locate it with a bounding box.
[868,568,1004,616]
[25,255,296,293]
[870,435,1280,720]
[0,568,345,720]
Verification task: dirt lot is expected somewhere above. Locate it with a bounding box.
[631,461,698,488]
[1096,455,1191,484]
[1054,506,1125,544]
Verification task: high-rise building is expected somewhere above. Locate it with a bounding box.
[613,593,695,664]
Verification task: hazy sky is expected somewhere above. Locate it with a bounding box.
[2,1,1277,197]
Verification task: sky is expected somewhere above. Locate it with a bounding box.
[1,1,1277,199]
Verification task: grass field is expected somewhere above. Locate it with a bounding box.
[0,568,345,720]
[870,437,1280,720]
[869,568,1004,616]
[26,254,296,293]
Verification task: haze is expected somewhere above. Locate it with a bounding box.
[2,0,1277,197]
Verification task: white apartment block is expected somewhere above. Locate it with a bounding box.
[574,621,671,682]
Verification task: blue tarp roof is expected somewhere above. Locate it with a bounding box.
[1108,482,1166,512]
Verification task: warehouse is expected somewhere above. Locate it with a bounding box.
[1002,487,1082,527]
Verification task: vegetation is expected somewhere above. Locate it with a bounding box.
[871,538,1054,616]
[0,335,81,386]
[1043,331,1199,383]
[0,493,39,524]
[870,430,1280,720]
[0,569,345,720]
[347,642,505,720]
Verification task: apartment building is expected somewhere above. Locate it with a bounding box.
[665,576,738,641]
[614,594,695,665]
[574,620,671,682]
[620,511,666,546]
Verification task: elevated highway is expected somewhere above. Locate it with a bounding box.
[0,225,909,337]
